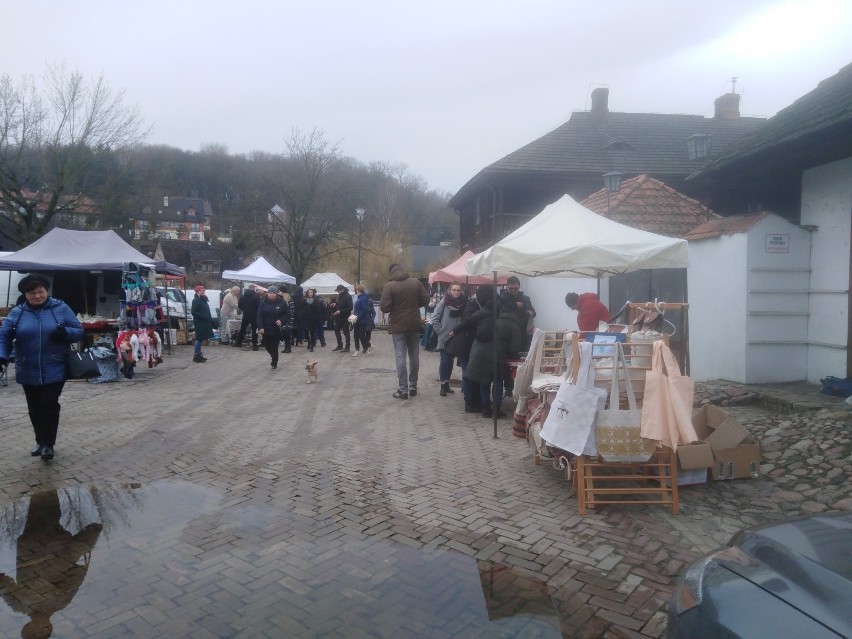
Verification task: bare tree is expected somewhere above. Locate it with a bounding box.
[257,127,355,283]
[0,63,147,246]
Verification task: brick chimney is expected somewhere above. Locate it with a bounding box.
[591,87,609,122]
[714,92,740,119]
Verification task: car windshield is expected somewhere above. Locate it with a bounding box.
[163,289,185,303]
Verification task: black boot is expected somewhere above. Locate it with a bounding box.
[440,383,448,397]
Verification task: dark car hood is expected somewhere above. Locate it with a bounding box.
[718,512,852,635]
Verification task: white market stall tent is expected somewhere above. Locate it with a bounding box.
[300,272,354,296]
[467,195,688,278]
[466,194,690,438]
[221,256,296,284]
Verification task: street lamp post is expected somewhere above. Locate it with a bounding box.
[355,207,365,284]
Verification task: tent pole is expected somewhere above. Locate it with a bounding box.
[492,270,498,439]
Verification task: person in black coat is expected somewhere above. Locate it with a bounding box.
[499,275,536,351]
[298,288,321,352]
[312,290,327,347]
[256,286,291,370]
[331,284,353,352]
[445,285,488,413]
[235,285,261,349]
[291,285,305,345]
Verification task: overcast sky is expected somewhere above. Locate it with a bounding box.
[3,0,851,194]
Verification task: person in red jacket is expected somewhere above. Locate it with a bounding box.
[565,292,610,332]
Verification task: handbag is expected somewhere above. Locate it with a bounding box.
[540,341,607,456]
[640,341,698,448]
[66,347,101,380]
[595,343,656,462]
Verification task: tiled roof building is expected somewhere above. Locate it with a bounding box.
[450,87,765,252]
[581,175,719,239]
[689,62,852,220]
[130,196,214,242]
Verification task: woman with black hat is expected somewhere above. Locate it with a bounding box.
[0,274,84,461]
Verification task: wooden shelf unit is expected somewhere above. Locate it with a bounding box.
[577,338,679,515]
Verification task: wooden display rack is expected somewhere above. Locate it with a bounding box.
[575,448,679,514]
[576,338,679,515]
[539,330,569,375]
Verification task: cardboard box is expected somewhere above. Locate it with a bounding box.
[676,405,757,476]
[692,404,746,445]
[711,437,761,480]
[676,440,715,470]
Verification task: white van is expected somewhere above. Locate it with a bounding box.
[0,253,26,307]
[156,286,194,329]
[185,289,222,328]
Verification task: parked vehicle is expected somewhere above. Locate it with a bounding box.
[155,287,194,330]
[185,289,222,329]
[667,511,852,638]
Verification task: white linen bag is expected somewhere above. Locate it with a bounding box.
[540,341,607,456]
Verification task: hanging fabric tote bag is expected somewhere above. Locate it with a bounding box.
[66,347,101,380]
[595,343,656,462]
[640,340,699,448]
[540,340,608,456]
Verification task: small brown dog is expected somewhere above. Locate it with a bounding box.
[305,360,319,384]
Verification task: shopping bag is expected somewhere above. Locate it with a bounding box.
[540,341,607,456]
[66,347,101,380]
[640,341,698,448]
[596,343,655,462]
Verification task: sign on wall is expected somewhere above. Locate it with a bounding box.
[765,234,790,253]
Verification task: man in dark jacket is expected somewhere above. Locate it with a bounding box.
[256,286,291,370]
[499,276,536,350]
[380,263,430,399]
[236,284,261,350]
[331,284,353,352]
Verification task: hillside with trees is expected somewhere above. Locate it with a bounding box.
[0,66,457,291]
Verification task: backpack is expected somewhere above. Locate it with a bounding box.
[819,376,852,398]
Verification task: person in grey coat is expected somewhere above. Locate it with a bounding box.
[429,283,467,397]
[0,274,84,461]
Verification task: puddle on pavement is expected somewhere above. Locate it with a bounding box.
[0,481,575,638]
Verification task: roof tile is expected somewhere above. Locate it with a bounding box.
[580,175,718,238]
[684,212,769,241]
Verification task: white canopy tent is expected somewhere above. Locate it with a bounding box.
[300,272,354,296]
[467,195,688,278]
[221,257,296,284]
[466,194,689,436]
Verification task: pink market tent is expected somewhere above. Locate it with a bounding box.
[429,251,508,285]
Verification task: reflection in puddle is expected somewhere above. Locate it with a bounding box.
[0,481,571,638]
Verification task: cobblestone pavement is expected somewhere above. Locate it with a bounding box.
[0,333,849,638]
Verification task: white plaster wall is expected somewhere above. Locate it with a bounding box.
[688,235,748,381]
[743,215,811,382]
[520,276,606,333]
[801,157,852,382]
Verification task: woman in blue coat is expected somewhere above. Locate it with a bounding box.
[0,274,84,461]
[352,284,374,356]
